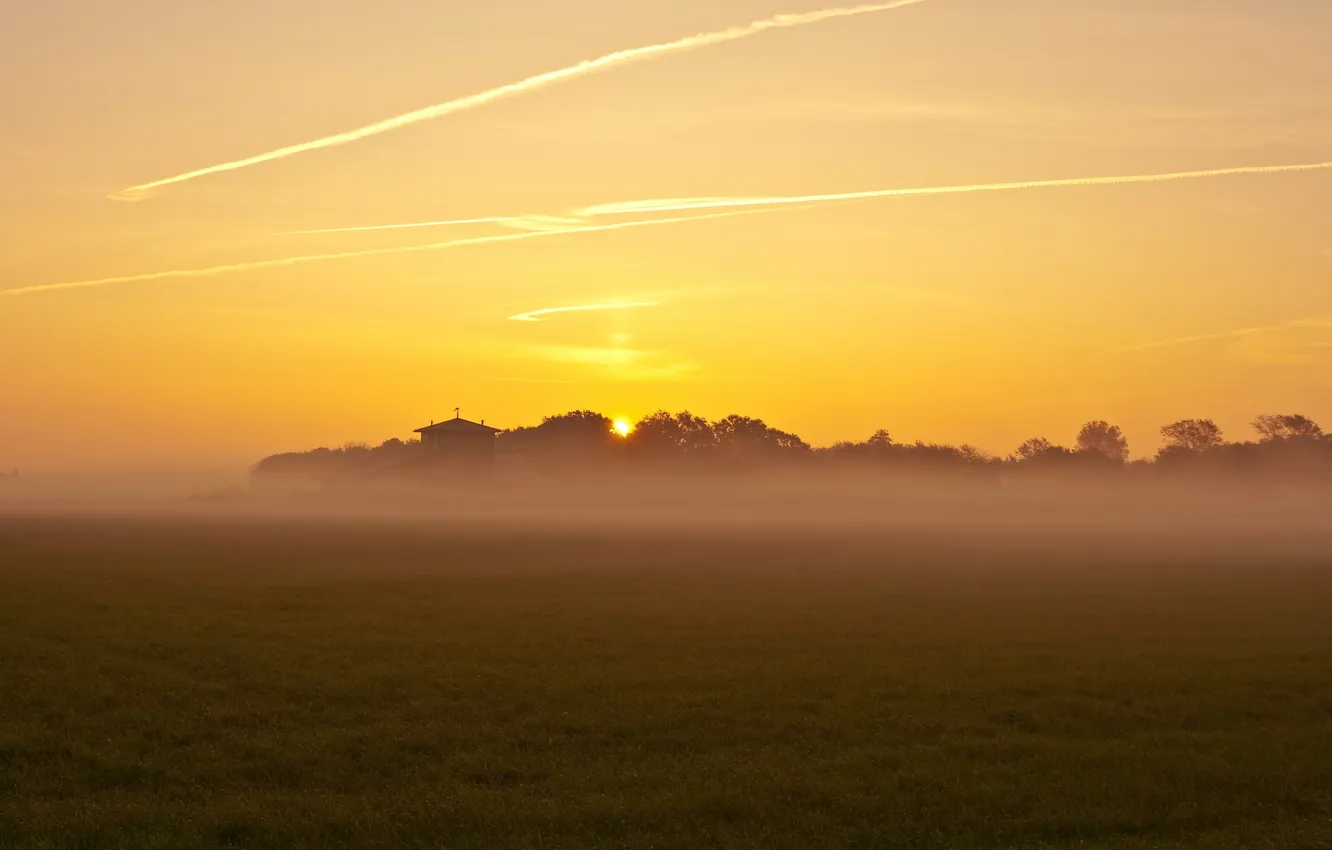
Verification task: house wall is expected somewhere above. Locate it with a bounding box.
[423,432,497,466]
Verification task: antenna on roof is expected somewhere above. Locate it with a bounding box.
[455,407,461,419]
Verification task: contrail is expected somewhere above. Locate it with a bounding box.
[282,216,510,236]
[24,159,1330,297]
[110,0,931,200]
[0,209,770,297]
[1120,324,1290,352]
[1121,315,1332,352]
[282,160,1332,237]
[508,301,661,322]
[575,160,1332,217]
[502,215,598,232]
[285,214,595,236]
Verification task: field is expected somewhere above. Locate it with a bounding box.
[2,512,1332,849]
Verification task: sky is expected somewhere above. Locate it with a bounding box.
[2,0,1331,471]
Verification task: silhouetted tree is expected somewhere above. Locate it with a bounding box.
[372,437,424,466]
[896,441,995,472]
[251,437,426,480]
[629,411,718,459]
[713,414,809,460]
[498,410,620,474]
[341,442,373,468]
[1008,437,1081,472]
[538,410,616,438]
[249,406,1332,486]
[500,411,615,452]
[1014,437,1056,461]
[817,429,896,467]
[1160,419,1224,453]
[1076,421,1129,463]
[1252,414,1323,442]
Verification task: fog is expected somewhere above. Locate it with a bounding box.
[4,468,1330,543]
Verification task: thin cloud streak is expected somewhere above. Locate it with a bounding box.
[1121,324,1294,352]
[25,160,1331,298]
[577,161,1332,217]
[282,216,510,235]
[110,0,931,200]
[508,301,661,322]
[284,160,1332,238]
[0,209,772,297]
[287,215,599,236]
[1122,315,1332,352]
[501,216,597,232]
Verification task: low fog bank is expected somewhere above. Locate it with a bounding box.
[0,470,244,505]
[8,410,1319,533]
[3,469,1330,537]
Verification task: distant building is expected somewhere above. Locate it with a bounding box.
[414,414,502,474]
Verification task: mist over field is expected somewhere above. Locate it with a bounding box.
[2,465,1330,536]
[4,500,1332,849]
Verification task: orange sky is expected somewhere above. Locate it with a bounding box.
[3,0,1331,471]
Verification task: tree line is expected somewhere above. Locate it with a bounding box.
[252,411,1332,481]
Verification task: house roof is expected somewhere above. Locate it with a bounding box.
[414,416,501,435]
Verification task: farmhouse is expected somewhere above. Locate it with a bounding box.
[414,413,502,472]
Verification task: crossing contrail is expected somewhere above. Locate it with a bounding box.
[0,209,771,297]
[501,215,597,232]
[575,160,1332,217]
[508,301,661,322]
[110,0,931,201]
[19,159,1330,297]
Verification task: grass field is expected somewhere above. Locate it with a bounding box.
[2,513,1332,849]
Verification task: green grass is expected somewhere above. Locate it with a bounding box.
[2,515,1331,849]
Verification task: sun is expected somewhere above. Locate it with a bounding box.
[613,419,633,437]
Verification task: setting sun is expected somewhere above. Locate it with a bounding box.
[613,420,634,437]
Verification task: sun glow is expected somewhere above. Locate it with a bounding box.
[613,420,634,437]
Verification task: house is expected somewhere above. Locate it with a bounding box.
[414,414,502,472]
